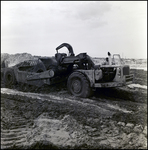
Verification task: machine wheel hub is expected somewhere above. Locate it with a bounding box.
[72,79,81,93]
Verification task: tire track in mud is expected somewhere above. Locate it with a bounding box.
[1,86,147,149]
[1,128,31,149]
[1,86,147,118]
[1,96,32,149]
[1,87,139,118]
[1,86,147,126]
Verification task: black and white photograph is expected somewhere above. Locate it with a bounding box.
[1,1,147,149]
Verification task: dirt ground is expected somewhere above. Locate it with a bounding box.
[1,69,147,149]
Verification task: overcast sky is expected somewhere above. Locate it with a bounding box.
[1,1,147,59]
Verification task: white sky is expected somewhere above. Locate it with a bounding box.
[1,1,147,59]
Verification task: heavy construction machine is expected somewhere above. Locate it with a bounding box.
[1,43,134,97]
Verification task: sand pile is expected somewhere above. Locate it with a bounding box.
[1,53,36,67]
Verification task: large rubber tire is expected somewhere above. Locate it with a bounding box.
[4,69,16,88]
[67,72,92,98]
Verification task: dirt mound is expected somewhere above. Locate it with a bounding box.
[1,53,10,62]
[1,53,36,67]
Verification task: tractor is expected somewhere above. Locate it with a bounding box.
[1,43,134,97]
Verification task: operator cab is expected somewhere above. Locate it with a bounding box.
[112,54,124,65]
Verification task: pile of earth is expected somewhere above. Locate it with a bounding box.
[1,53,38,68]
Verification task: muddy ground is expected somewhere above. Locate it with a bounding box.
[1,69,147,149]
